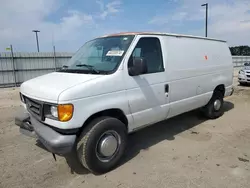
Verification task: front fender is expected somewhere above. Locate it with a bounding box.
[49,90,133,130]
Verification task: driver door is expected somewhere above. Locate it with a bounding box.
[124,36,170,131]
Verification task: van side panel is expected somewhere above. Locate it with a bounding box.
[165,36,233,118]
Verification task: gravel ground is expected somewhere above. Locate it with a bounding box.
[1,75,250,188]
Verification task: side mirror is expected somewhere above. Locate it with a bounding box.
[128,57,147,76]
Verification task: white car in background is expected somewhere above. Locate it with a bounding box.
[238,62,250,85]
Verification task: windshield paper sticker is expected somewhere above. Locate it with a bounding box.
[106,50,124,56]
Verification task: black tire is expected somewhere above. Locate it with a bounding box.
[76,116,127,174]
[202,90,224,119]
[239,82,248,86]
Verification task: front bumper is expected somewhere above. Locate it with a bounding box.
[238,74,250,83]
[238,78,250,83]
[15,110,76,155]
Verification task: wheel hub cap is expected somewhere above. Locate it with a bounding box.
[214,99,221,111]
[98,134,118,157]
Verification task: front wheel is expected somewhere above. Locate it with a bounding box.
[202,90,224,119]
[76,117,127,174]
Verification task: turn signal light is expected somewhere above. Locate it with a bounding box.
[58,104,74,122]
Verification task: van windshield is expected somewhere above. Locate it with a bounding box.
[58,35,134,74]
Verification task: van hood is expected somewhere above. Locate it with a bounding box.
[20,72,103,102]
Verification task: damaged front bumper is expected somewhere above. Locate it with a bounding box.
[15,110,76,155]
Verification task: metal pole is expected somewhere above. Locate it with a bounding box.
[53,45,56,71]
[35,32,39,52]
[32,30,40,52]
[202,3,208,37]
[205,4,208,37]
[10,45,17,87]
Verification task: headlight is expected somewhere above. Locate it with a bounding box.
[239,70,245,74]
[58,104,74,122]
[45,104,74,122]
[50,106,58,118]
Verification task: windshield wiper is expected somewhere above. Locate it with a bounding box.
[75,64,100,74]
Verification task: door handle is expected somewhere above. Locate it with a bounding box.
[165,84,169,93]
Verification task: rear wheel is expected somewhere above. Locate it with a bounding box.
[76,117,127,174]
[202,90,224,119]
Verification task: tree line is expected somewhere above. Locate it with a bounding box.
[229,46,250,56]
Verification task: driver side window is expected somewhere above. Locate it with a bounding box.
[129,37,164,74]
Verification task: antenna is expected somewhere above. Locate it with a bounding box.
[52,30,56,70]
[52,31,55,47]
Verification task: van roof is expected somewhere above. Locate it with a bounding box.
[99,32,226,43]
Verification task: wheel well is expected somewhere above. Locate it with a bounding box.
[78,109,128,136]
[214,84,225,96]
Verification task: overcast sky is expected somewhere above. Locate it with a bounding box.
[1,0,250,52]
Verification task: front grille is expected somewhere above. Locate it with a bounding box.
[25,97,43,119]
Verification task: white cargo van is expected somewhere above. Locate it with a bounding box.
[15,32,234,173]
